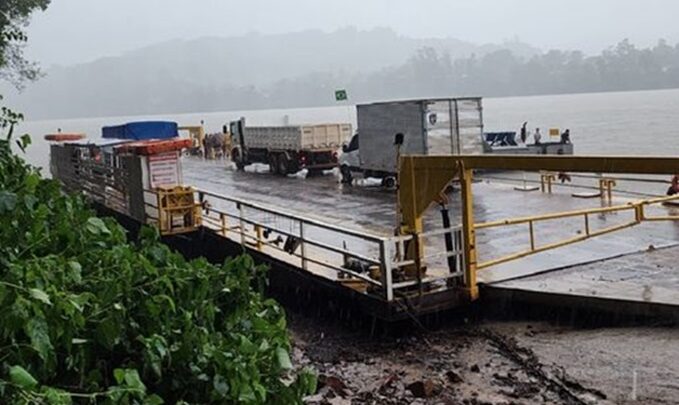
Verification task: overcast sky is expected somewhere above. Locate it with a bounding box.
[25,0,679,66]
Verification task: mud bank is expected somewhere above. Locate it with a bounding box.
[289,315,678,404]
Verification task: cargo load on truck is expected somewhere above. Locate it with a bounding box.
[230,118,351,176]
[102,121,179,141]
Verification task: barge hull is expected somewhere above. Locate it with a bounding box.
[95,203,469,322]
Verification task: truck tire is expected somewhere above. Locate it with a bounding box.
[277,155,290,176]
[232,148,245,171]
[268,154,278,174]
[382,176,396,188]
[340,165,353,184]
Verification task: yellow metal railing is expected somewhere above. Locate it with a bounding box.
[475,193,679,270]
[398,154,679,301]
[196,189,468,302]
[639,194,679,221]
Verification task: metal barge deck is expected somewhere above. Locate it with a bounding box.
[49,136,679,321]
[182,157,679,320]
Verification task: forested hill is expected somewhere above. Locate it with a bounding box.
[4,28,679,119]
[350,38,679,101]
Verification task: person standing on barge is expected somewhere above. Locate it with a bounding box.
[533,128,542,145]
[520,122,528,144]
[561,129,571,144]
[667,174,679,196]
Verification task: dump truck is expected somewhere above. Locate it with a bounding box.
[339,98,484,186]
[230,118,351,176]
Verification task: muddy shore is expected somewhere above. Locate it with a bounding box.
[289,314,679,404]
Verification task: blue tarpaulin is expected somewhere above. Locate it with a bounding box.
[102,121,179,140]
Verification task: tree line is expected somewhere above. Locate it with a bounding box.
[133,38,679,115]
[268,38,679,106]
[6,26,679,119]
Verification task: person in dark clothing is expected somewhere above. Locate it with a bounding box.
[667,174,679,196]
[520,122,528,144]
[561,129,571,144]
[533,128,542,145]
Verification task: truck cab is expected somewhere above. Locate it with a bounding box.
[339,133,360,182]
[339,131,399,188]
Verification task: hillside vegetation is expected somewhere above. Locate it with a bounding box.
[5,29,679,119]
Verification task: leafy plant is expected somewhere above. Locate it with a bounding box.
[1,0,51,88]
[0,126,315,403]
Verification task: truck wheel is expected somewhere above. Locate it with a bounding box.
[382,176,396,188]
[268,154,278,174]
[233,149,245,171]
[340,165,353,184]
[277,155,290,176]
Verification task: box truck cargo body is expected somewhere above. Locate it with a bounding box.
[340,98,484,185]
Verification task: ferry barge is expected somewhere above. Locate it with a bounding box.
[46,112,679,323]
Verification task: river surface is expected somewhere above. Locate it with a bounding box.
[13,88,679,171]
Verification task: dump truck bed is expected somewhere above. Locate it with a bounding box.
[243,124,351,151]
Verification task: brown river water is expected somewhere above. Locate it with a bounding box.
[13,88,679,171]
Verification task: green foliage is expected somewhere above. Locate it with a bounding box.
[0,0,51,88]
[0,127,315,403]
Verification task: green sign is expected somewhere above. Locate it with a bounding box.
[335,89,348,101]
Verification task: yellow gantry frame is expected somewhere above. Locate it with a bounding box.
[398,154,679,301]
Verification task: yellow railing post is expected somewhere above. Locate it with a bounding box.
[220,213,227,236]
[540,172,555,193]
[460,165,479,301]
[299,221,308,270]
[255,225,263,251]
[599,178,616,201]
[528,220,535,251]
[636,204,644,222]
[238,203,245,246]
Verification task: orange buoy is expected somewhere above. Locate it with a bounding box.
[44,133,86,142]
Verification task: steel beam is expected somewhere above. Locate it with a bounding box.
[402,154,679,174]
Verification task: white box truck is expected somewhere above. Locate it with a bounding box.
[230,118,351,176]
[339,98,484,186]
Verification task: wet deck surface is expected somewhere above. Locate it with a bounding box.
[488,245,679,306]
[183,157,679,308]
